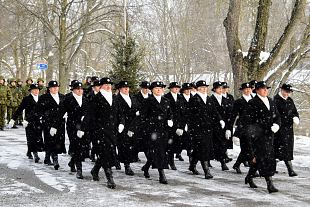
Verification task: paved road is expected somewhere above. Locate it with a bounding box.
[0,128,310,207]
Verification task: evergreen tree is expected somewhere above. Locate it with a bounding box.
[110,35,144,93]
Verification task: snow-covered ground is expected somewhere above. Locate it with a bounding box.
[0,128,309,207]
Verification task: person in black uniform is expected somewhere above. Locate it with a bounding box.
[179,83,193,161]
[59,81,89,179]
[139,81,173,184]
[31,81,66,170]
[133,81,150,161]
[115,80,140,176]
[88,78,101,162]
[210,81,232,171]
[274,83,299,177]
[164,82,184,170]
[86,77,122,189]
[229,82,253,174]
[242,81,281,193]
[188,80,225,179]
[8,84,44,163]
[222,82,234,159]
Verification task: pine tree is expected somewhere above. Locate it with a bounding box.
[110,35,144,93]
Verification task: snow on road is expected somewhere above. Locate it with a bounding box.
[0,128,309,207]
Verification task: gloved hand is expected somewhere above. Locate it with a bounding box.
[118,124,125,133]
[127,131,134,137]
[81,116,85,121]
[184,124,188,132]
[136,111,140,116]
[167,120,173,127]
[50,127,57,136]
[22,120,28,128]
[271,123,280,133]
[293,117,300,125]
[77,130,84,138]
[220,120,225,129]
[8,119,15,128]
[176,129,184,136]
[225,130,231,140]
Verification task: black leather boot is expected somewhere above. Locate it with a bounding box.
[91,161,101,181]
[52,153,59,170]
[124,163,134,176]
[26,150,33,159]
[233,162,242,174]
[243,161,250,167]
[44,152,53,165]
[265,176,279,193]
[141,161,151,178]
[104,168,116,189]
[33,152,40,163]
[285,161,298,177]
[201,161,213,179]
[168,153,177,170]
[245,166,258,188]
[208,160,213,168]
[158,169,168,184]
[115,160,121,170]
[220,160,229,171]
[68,158,77,172]
[188,158,199,175]
[76,161,84,179]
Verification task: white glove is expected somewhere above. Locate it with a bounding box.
[184,124,188,132]
[81,116,85,121]
[271,123,280,133]
[167,120,173,127]
[176,129,184,136]
[8,119,15,128]
[220,120,225,129]
[50,127,57,136]
[127,131,134,137]
[225,130,231,140]
[77,130,84,138]
[293,117,300,125]
[22,120,28,128]
[136,111,140,116]
[118,124,125,133]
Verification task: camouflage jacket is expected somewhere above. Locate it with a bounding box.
[0,84,12,105]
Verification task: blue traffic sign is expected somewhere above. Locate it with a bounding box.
[37,63,48,70]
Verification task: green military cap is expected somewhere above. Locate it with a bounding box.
[17,78,22,82]
[26,77,33,82]
[0,75,5,81]
[9,78,17,83]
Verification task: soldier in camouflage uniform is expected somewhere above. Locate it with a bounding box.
[23,77,33,97]
[16,78,24,125]
[37,78,47,95]
[0,76,12,130]
[7,78,21,128]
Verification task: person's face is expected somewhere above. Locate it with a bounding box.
[49,86,59,94]
[31,89,39,96]
[120,87,130,95]
[152,87,163,96]
[11,82,16,86]
[27,80,33,85]
[93,86,100,92]
[0,80,3,84]
[38,81,44,86]
[256,87,268,97]
[280,89,291,99]
[73,88,83,96]
[197,86,208,94]
[214,87,223,95]
[101,84,112,92]
[141,88,149,94]
[170,87,180,94]
[18,81,22,86]
[223,88,229,94]
[242,88,252,96]
[183,89,191,95]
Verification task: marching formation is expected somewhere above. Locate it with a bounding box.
[0,75,300,193]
